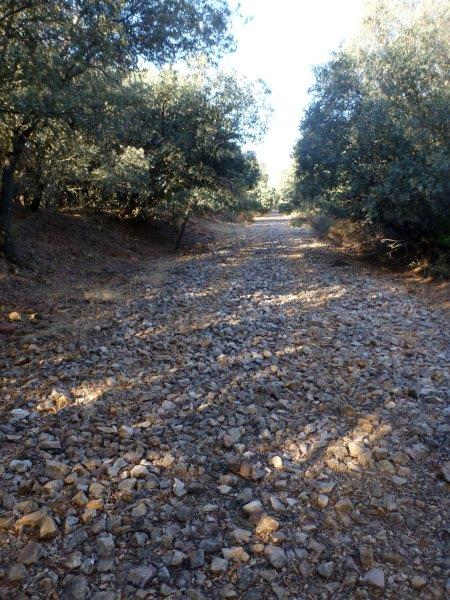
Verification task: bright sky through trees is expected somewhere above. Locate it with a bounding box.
[224,0,365,184]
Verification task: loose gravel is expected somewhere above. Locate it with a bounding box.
[1,215,449,599]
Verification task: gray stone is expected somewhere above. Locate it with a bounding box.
[440,461,450,483]
[10,409,31,421]
[317,561,334,578]
[169,550,186,566]
[243,500,263,515]
[8,563,27,582]
[9,460,32,473]
[199,537,222,553]
[316,480,336,494]
[81,557,95,575]
[189,549,205,568]
[264,545,286,569]
[132,532,148,547]
[17,542,42,565]
[127,565,157,588]
[64,529,88,551]
[210,557,228,573]
[160,584,175,596]
[64,551,83,570]
[364,568,385,589]
[231,528,252,544]
[91,593,118,600]
[410,575,426,590]
[97,558,114,573]
[158,566,171,582]
[96,534,115,557]
[63,575,89,600]
[187,589,206,600]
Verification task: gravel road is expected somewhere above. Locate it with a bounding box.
[1,214,449,599]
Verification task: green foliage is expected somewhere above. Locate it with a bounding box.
[245,165,278,212]
[292,0,450,257]
[39,67,268,221]
[277,162,299,213]
[278,202,294,214]
[0,1,270,256]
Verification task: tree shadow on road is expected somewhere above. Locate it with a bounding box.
[0,214,448,598]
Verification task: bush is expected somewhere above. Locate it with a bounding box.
[291,0,450,272]
[310,214,335,238]
[278,201,294,214]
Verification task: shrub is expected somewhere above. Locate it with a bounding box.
[291,0,449,271]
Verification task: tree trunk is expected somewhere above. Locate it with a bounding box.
[175,212,190,251]
[0,126,36,261]
[30,181,45,212]
[30,194,41,212]
[0,162,16,260]
[30,167,45,212]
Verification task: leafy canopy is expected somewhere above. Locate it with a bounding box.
[291,0,449,245]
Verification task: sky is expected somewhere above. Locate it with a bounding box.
[222,0,365,185]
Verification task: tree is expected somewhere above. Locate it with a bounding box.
[277,162,298,212]
[0,0,235,259]
[2,61,269,250]
[292,0,449,252]
[91,67,269,246]
[246,165,278,212]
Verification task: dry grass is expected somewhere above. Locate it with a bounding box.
[0,207,245,340]
[290,211,449,312]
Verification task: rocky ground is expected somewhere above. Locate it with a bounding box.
[0,214,449,599]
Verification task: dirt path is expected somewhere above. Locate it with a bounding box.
[1,214,449,599]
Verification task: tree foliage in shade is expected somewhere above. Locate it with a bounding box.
[69,67,269,238]
[292,0,449,251]
[0,0,265,259]
[245,165,278,212]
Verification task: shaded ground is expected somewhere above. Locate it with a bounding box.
[0,208,238,341]
[0,214,449,599]
[293,215,450,311]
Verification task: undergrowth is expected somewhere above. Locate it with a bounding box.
[290,211,450,279]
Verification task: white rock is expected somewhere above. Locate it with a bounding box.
[130,465,149,479]
[270,456,283,469]
[210,557,228,573]
[10,409,31,421]
[243,500,263,515]
[364,568,385,589]
[9,459,32,473]
[173,478,186,497]
[264,545,286,569]
[317,494,329,508]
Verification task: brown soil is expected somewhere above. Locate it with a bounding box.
[0,214,448,599]
[299,218,449,313]
[0,207,243,342]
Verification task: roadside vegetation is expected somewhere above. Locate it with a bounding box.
[0,1,271,262]
[285,0,449,277]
